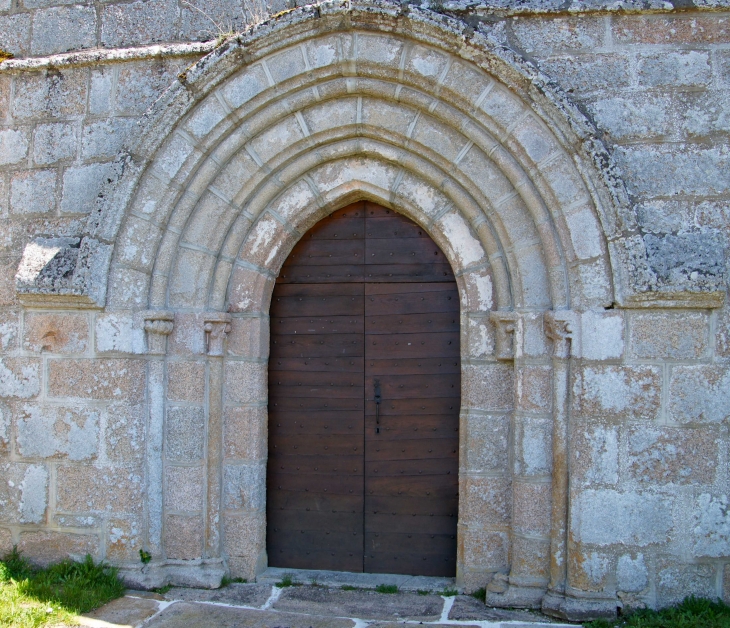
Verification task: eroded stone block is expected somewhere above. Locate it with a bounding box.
[669,365,730,424]
[19,530,98,566]
[224,361,267,405]
[23,311,88,353]
[164,514,203,560]
[16,404,98,461]
[223,462,265,511]
[573,489,672,546]
[223,405,267,461]
[0,462,48,524]
[48,358,144,401]
[164,465,204,512]
[459,476,511,527]
[56,464,143,514]
[628,426,718,485]
[574,365,661,420]
[166,406,205,461]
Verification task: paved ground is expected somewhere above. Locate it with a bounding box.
[73,577,578,628]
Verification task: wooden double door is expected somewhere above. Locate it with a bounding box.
[267,202,460,576]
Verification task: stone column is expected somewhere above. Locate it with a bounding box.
[143,311,174,558]
[486,311,550,609]
[203,313,231,558]
[541,310,578,619]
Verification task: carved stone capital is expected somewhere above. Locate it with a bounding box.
[143,311,174,355]
[544,310,579,359]
[489,311,520,361]
[204,313,232,356]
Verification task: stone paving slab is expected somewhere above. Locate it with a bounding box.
[448,595,554,623]
[258,567,455,592]
[162,582,272,607]
[143,602,356,628]
[273,586,444,621]
[75,595,161,627]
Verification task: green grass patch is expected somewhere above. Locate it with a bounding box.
[440,588,458,596]
[585,597,730,628]
[470,587,486,603]
[0,547,125,628]
[220,576,247,588]
[276,574,298,588]
[152,584,172,595]
[417,589,430,596]
[341,584,360,591]
[375,584,399,594]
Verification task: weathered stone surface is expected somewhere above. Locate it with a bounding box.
[223,405,267,461]
[462,364,513,411]
[31,6,96,56]
[0,528,12,555]
[573,489,672,546]
[224,361,267,405]
[669,365,730,424]
[222,511,265,575]
[459,476,511,527]
[581,310,624,360]
[571,423,618,486]
[164,465,204,512]
[273,587,443,621]
[106,516,143,561]
[16,404,99,460]
[105,403,145,464]
[48,358,145,400]
[10,169,56,215]
[569,549,610,592]
[0,462,48,523]
[449,595,540,621]
[628,426,718,485]
[617,553,648,594]
[223,462,265,511]
[463,413,509,473]
[56,464,143,514]
[61,163,114,215]
[162,583,272,606]
[11,69,87,120]
[656,561,717,606]
[692,493,730,558]
[18,530,98,566]
[628,311,708,359]
[574,365,661,420]
[144,602,356,628]
[0,128,29,166]
[83,595,160,627]
[166,406,205,461]
[23,311,88,353]
[512,481,551,536]
[168,361,206,403]
[33,122,77,165]
[459,527,508,572]
[164,514,203,559]
[0,358,40,399]
[101,0,178,48]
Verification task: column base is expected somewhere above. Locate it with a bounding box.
[118,558,226,590]
[485,574,545,609]
[542,588,618,621]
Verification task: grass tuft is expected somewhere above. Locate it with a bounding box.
[0,547,126,628]
[152,584,172,594]
[341,584,359,591]
[220,576,247,587]
[417,589,429,596]
[276,573,296,588]
[375,584,399,594]
[470,587,486,603]
[584,596,730,628]
[440,588,458,596]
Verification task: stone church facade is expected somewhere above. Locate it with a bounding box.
[0,0,729,620]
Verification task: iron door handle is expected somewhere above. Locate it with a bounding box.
[374,379,381,433]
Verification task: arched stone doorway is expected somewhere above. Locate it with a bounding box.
[267,201,460,576]
[35,1,642,618]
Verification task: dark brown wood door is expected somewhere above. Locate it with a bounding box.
[267,202,459,576]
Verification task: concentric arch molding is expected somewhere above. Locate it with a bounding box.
[14,0,724,310]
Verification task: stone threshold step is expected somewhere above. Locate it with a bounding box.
[256,567,457,592]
